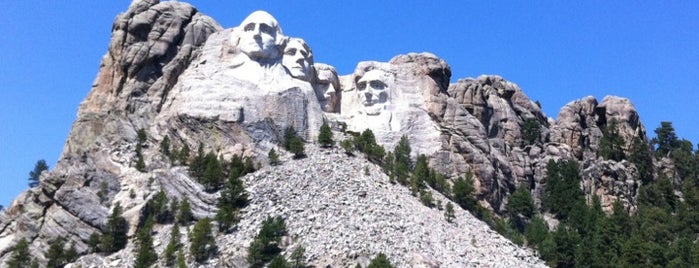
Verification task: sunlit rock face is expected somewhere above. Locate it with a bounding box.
[0,2,653,267]
[337,53,448,156]
[156,10,344,154]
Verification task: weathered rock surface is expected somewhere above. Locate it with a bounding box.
[336,52,448,155]
[68,143,546,268]
[0,0,654,266]
[1,0,220,264]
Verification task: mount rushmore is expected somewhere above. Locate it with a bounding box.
[0,1,652,267]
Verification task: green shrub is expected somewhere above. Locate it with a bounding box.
[190,218,217,263]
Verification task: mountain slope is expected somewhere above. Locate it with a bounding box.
[0,0,664,267]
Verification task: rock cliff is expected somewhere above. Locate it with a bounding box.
[0,0,652,267]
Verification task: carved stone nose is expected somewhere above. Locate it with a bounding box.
[365,92,374,103]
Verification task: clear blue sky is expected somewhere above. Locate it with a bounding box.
[1,1,698,208]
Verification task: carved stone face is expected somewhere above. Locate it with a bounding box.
[314,64,340,112]
[357,70,390,115]
[283,38,313,80]
[238,11,280,61]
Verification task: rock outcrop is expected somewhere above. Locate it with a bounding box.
[65,143,546,268]
[1,0,221,263]
[336,52,449,155]
[0,0,653,267]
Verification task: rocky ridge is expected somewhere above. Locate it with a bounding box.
[68,143,545,268]
[0,0,653,267]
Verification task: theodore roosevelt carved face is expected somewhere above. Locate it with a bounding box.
[313,63,341,112]
[282,38,313,81]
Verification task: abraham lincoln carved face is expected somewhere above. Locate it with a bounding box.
[357,70,391,115]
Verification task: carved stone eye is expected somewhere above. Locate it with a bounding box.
[284,48,297,56]
[369,80,385,90]
[357,81,367,91]
[259,24,274,35]
[244,23,255,32]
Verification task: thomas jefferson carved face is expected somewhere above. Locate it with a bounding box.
[238,11,280,61]
[283,38,313,81]
[357,70,391,115]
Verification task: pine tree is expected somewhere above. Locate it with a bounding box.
[290,246,306,268]
[200,152,224,192]
[176,249,187,268]
[248,216,287,267]
[550,225,580,267]
[524,215,549,248]
[283,126,296,150]
[652,121,679,157]
[46,237,66,268]
[64,242,78,264]
[382,152,395,182]
[134,216,157,268]
[268,148,280,166]
[282,126,306,158]
[419,190,434,207]
[190,218,216,263]
[521,119,541,146]
[289,137,305,159]
[164,222,181,266]
[340,139,355,156]
[135,128,148,172]
[135,144,146,172]
[507,185,535,231]
[629,136,654,184]
[393,135,412,184]
[268,255,289,268]
[179,143,190,165]
[28,159,49,188]
[353,129,385,163]
[318,122,334,148]
[6,238,31,268]
[367,253,394,268]
[88,232,101,253]
[410,154,429,194]
[542,159,584,221]
[102,202,128,253]
[243,156,256,175]
[444,202,455,223]
[430,170,451,196]
[452,172,476,211]
[599,120,626,161]
[137,128,148,144]
[160,135,171,157]
[216,174,248,233]
[229,154,245,179]
[189,142,206,179]
[177,198,193,224]
[143,190,172,224]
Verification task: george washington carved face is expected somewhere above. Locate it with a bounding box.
[238,11,281,61]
